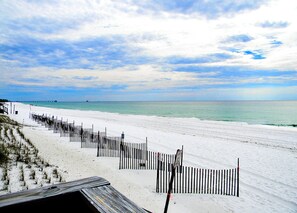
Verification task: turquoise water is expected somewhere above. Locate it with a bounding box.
[25,101,297,127]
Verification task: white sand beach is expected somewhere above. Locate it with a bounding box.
[7,102,297,213]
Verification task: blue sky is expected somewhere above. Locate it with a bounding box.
[0,0,297,101]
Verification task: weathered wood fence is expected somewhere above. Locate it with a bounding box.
[30,113,122,154]
[119,142,183,170]
[69,124,82,142]
[1,104,9,114]
[81,130,100,148]
[156,158,239,196]
[97,135,121,157]
[30,113,240,197]
[60,121,70,137]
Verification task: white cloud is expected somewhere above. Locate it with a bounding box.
[166,86,297,100]
[3,63,295,92]
[12,0,293,70]
[1,0,297,100]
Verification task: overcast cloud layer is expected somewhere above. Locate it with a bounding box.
[1,0,297,101]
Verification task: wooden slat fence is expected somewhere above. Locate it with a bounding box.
[60,121,70,137]
[69,125,83,142]
[119,142,183,170]
[81,128,93,144]
[119,142,147,169]
[81,127,106,149]
[53,119,62,134]
[45,117,55,130]
[3,105,8,114]
[81,131,99,149]
[30,114,121,150]
[30,113,240,197]
[156,159,240,196]
[96,135,121,157]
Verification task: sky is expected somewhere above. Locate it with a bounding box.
[1,0,297,101]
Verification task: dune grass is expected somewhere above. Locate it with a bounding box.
[0,115,64,194]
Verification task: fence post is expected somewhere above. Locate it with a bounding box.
[237,158,239,197]
[146,137,148,161]
[119,141,122,169]
[121,132,125,142]
[164,149,182,213]
[164,164,175,213]
[80,122,83,148]
[97,131,100,157]
[60,117,63,137]
[181,145,184,167]
[92,124,94,142]
[119,133,124,170]
[156,153,160,193]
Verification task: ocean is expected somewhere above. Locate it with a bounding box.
[25,101,297,127]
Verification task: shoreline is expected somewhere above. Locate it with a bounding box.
[20,103,297,133]
[21,101,297,128]
[7,102,297,213]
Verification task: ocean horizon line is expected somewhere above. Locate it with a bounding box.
[21,100,297,128]
[17,99,297,103]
